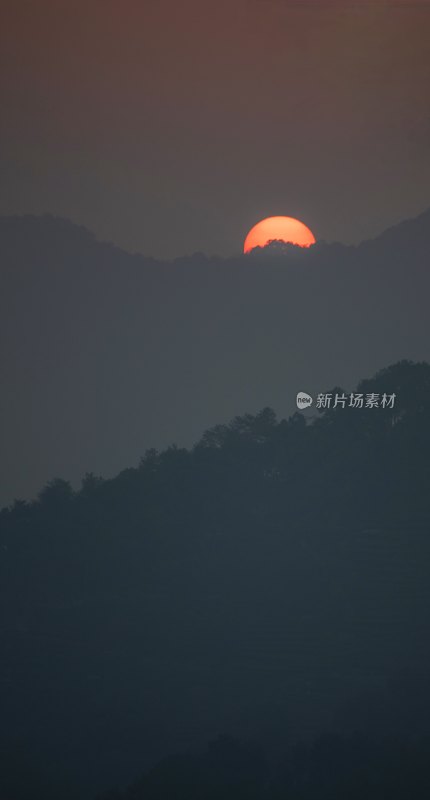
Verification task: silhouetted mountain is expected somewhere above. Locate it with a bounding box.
[1,360,430,797]
[95,733,430,800]
[1,209,429,507]
[363,206,430,255]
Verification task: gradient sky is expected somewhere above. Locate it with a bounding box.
[1,0,429,257]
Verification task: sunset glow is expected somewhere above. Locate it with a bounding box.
[244,216,316,253]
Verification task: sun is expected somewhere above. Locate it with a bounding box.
[244,216,316,253]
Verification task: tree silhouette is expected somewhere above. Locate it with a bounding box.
[2,361,430,798]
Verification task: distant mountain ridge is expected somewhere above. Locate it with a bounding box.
[0,207,429,507]
[1,207,429,260]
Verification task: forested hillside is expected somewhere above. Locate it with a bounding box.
[2,360,430,798]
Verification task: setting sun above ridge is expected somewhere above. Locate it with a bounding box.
[244,216,316,253]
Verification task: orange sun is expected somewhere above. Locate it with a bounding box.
[244,216,316,253]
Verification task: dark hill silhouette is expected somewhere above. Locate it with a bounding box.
[95,733,430,800]
[363,206,430,255]
[0,209,430,506]
[1,360,430,797]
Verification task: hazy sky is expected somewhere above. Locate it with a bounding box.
[1,0,429,257]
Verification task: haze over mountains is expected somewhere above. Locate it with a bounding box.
[1,209,430,797]
[1,209,429,507]
[1,359,430,798]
